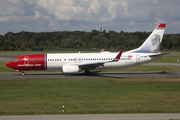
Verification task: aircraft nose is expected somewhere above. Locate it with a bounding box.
[6,61,12,68]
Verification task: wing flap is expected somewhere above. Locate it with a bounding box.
[79,62,105,70]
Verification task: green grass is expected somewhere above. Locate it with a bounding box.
[0,77,180,115]
[0,60,15,72]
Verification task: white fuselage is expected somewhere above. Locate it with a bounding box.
[46,52,160,70]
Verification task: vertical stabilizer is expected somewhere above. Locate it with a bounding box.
[126,23,166,53]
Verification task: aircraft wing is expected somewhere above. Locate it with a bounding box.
[79,62,105,70]
[79,49,123,70]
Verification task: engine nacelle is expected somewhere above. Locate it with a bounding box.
[62,65,79,74]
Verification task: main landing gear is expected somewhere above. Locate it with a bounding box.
[21,70,25,76]
[85,69,91,76]
[16,70,25,75]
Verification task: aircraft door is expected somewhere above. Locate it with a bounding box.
[24,56,29,65]
[136,55,140,63]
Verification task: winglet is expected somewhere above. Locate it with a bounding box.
[115,49,123,60]
[101,49,105,53]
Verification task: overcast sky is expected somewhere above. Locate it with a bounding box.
[0,0,180,35]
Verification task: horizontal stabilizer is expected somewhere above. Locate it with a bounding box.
[149,53,170,57]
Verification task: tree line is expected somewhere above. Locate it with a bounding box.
[0,30,180,51]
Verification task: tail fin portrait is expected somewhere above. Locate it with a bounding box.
[126,23,166,53]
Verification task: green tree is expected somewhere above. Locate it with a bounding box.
[61,38,72,48]
[3,46,10,51]
[20,46,26,51]
[14,40,21,48]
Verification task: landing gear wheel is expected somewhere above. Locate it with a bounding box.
[85,69,91,76]
[22,71,25,76]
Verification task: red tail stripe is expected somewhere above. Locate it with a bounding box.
[157,23,166,28]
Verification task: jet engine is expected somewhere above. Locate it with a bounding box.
[62,65,79,74]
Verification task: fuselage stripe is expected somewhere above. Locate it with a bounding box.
[45,54,47,70]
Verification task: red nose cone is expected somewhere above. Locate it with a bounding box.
[6,61,13,68]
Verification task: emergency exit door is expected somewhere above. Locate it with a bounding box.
[136,55,140,63]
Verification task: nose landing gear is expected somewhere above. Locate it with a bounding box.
[16,70,25,75]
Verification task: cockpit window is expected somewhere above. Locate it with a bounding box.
[12,59,19,61]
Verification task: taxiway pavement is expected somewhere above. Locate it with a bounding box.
[0,71,180,78]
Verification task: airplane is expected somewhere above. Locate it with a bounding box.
[6,23,166,75]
